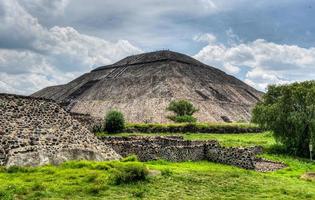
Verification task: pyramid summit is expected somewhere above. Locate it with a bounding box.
[92,50,206,71]
[32,50,263,123]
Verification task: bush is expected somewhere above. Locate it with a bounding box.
[161,168,173,176]
[120,155,139,162]
[104,110,125,133]
[92,123,103,133]
[61,161,93,169]
[124,122,261,134]
[167,100,198,116]
[265,144,288,155]
[167,100,198,123]
[6,166,36,173]
[252,81,315,157]
[168,115,196,123]
[108,162,149,185]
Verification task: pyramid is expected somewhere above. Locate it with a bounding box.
[32,50,263,123]
[0,93,121,167]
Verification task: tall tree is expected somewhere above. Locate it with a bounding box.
[252,81,315,157]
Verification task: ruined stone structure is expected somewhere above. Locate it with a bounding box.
[70,112,103,131]
[101,136,285,171]
[0,93,120,167]
[33,50,263,123]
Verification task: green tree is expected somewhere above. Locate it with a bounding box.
[167,100,198,123]
[104,110,125,133]
[252,81,315,157]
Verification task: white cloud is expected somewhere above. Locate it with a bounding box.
[0,0,142,95]
[193,33,217,44]
[37,26,142,71]
[223,63,240,74]
[194,36,315,91]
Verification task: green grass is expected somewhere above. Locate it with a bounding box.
[98,131,276,148]
[1,132,315,199]
[186,132,276,147]
[0,157,314,199]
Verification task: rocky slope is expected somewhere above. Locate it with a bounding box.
[0,93,120,166]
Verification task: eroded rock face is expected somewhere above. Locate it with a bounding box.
[0,93,121,167]
[32,50,263,123]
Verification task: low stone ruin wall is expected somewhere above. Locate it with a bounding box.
[206,145,260,169]
[100,136,263,169]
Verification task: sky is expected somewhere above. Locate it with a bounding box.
[0,0,315,94]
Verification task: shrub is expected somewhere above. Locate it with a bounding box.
[104,110,125,133]
[168,115,197,123]
[265,144,288,155]
[61,161,93,169]
[6,166,36,173]
[161,168,173,176]
[167,100,198,123]
[252,81,315,157]
[121,155,139,162]
[167,100,198,116]
[108,162,149,185]
[92,123,103,133]
[124,122,261,133]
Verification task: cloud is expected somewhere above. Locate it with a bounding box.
[223,63,240,74]
[37,26,142,71]
[0,0,142,95]
[49,0,220,50]
[194,36,315,91]
[18,0,70,17]
[1,0,314,95]
[193,33,217,44]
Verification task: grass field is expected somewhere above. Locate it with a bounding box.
[1,132,314,200]
[97,131,276,148]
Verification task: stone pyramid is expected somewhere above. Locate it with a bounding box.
[32,50,263,123]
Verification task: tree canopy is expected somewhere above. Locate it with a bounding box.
[252,81,315,157]
[167,100,198,123]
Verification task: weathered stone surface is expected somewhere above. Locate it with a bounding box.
[100,136,277,170]
[32,50,263,123]
[0,93,121,167]
[70,112,103,131]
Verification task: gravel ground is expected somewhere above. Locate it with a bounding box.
[254,158,287,172]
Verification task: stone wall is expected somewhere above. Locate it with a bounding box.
[70,112,103,131]
[0,93,120,167]
[100,136,263,169]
